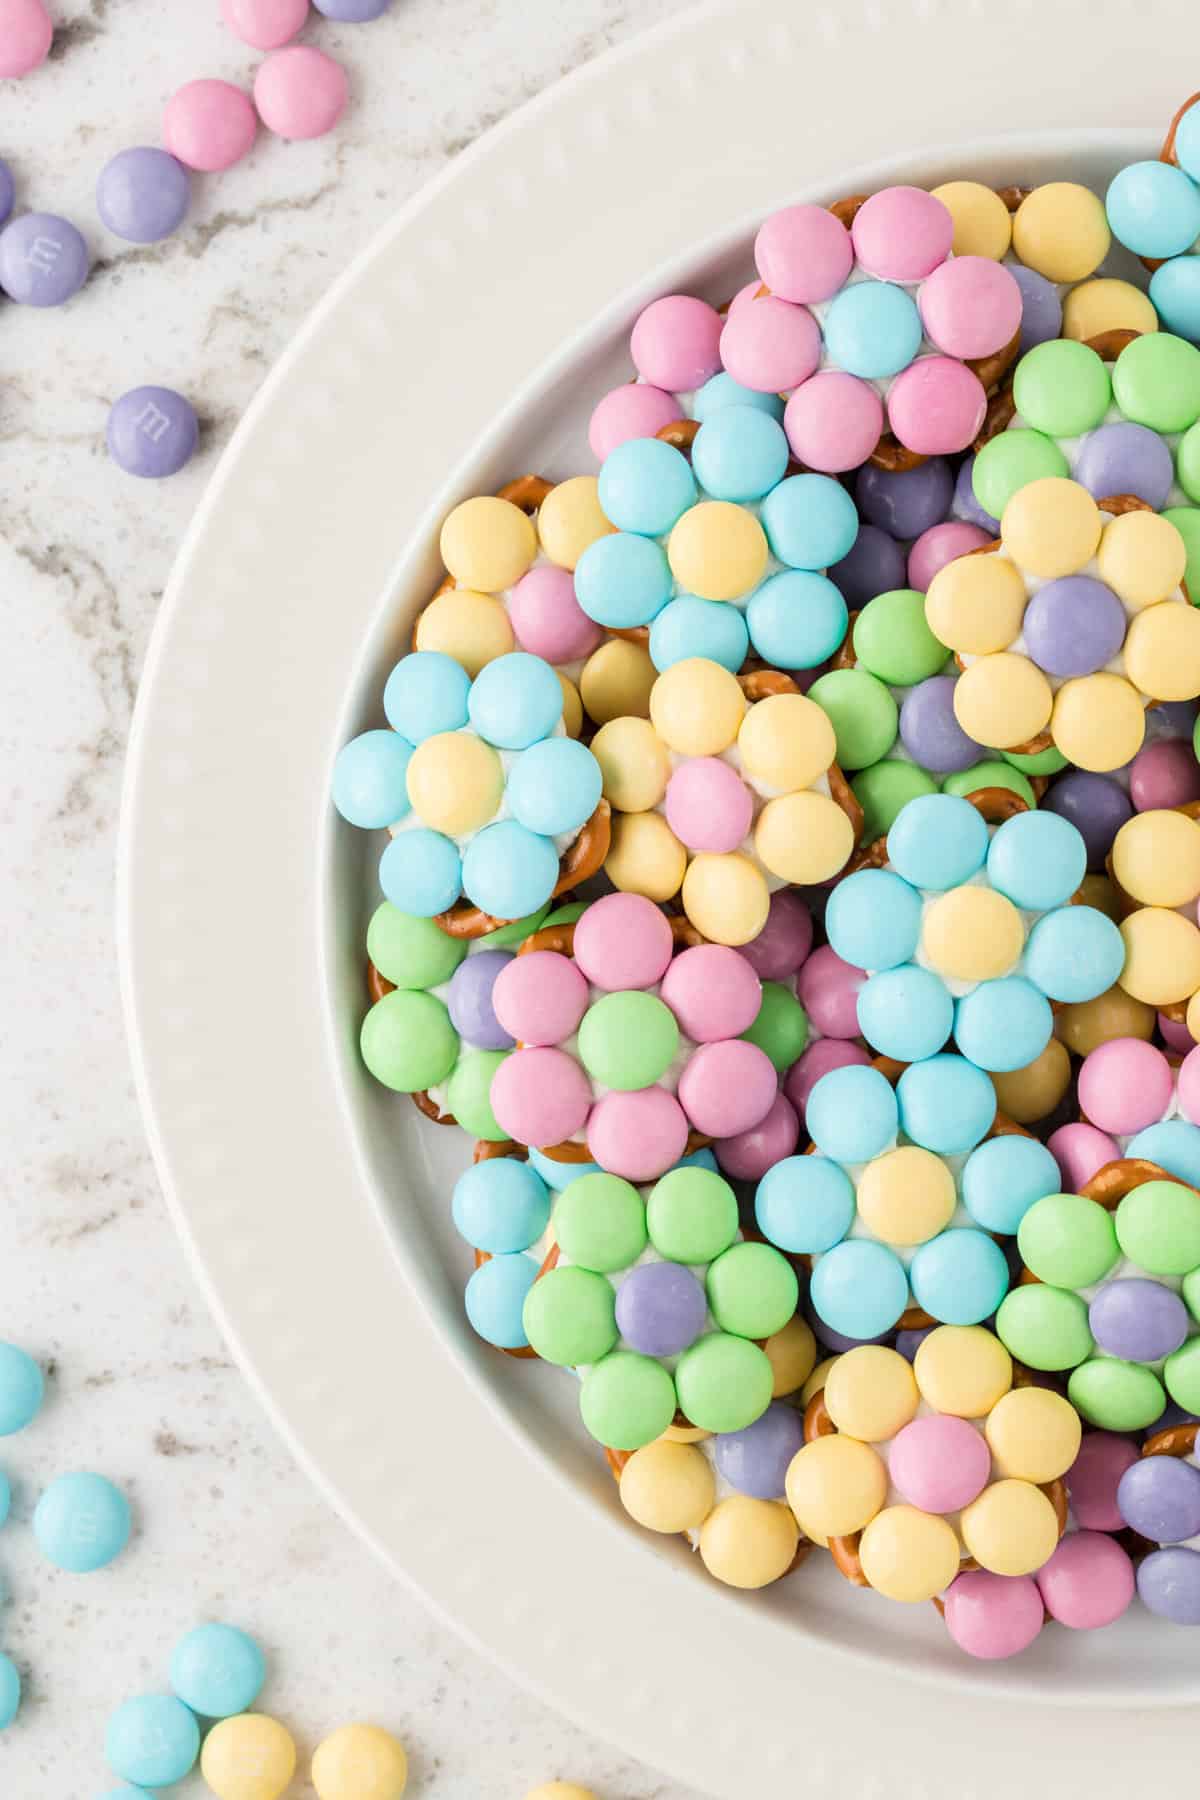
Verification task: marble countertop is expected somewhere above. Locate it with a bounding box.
[1,2,703,1794]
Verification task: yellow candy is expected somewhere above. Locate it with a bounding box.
[984,1387,1082,1484]
[953,653,1052,751]
[1062,277,1158,343]
[312,1725,408,1800]
[1001,477,1102,579]
[921,886,1024,983]
[1188,989,1200,1041]
[784,1435,887,1538]
[858,1505,961,1603]
[930,180,1012,260]
[605,811,687,903]
[960,1477,1060,1577]
[1012,182,1111,282]
[737,693,836,790]
[914,1324,1012,1417]
[536,476,613,570]
[1125,602,1200,702]
[924,555,1024,656]
[1057,985,1155,1057]
[525,1787,598,1800]
[681,851,770,946]
[649,658,746,756]
[800,1354,839,1406]
[619,1440,716,1533]
[990,1037,1072,1123]
[1112,810,1200,907]
[558,673,583,739]
[823,1345,920,1441]
[764,1315,817,1397]
[580,639,656,724]
[200,1714,297,1800]
[440,495,537,592]
[855,1146,957,1247]
[667,500,768,602]
[754,791,853,885]
[405,731,503,836]
[1052,672,1146,772]
[697,1495,799,1589]
[1119,907,1200,1006]
[415,587,514,678]
[663,1422,712,1444]
[1097,511,1188,611]
[589,716,671,813]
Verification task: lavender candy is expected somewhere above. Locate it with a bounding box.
[1119,1454,1200,1543]
[97,147,191,245]
[106,387,198,479]
[1138,1546,1200,1623]
[827,523,906,607]
[855,458,953,541]
[614,1261,707,1358]
[805,1300,891,1354]
[1010,263,1063,352]
[312,0,390,13]
[0,159,13,229]
[1074,421,1175,512]
[953,454,1000,533]
[895,1325,934,1363]
[1021,575,1127,678]
[1088,1278,1190,1364]
[1042,770,1133,870]
[447,948,515,1050]
[712,1401,805,1499]
[0,212,88,306]
[1149,699,1199,738]
[899,675,984,774]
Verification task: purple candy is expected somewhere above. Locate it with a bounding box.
[1088,1278,1190,1363]
[614,1261,707,1358]
[1042,770,1133,871]
[1137,1546,1200,1623]
[805,1298,891,1353]
[738,891,813,982]
[0,160,13,229]
[0,212,89,307]
[1148,1401,1200,1436]
[712,1401,805,1499]
[96,147,191,244]
[895,1325,934,1362]
[106,386,199,479]
[1074,421,1175,511]
[899,675,984,773]
[313,0,390,13]
[855,458,954,541]
[1010,263,1063,352]
[1119,1454,1200,1543]
[447,948,515,1049]
[827,523,907,607]
[1150,699,1200,738]
[1021,575,1127,677]
[953,454,1000,533]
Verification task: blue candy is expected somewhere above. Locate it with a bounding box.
[825,868,922,971]
[574,531,673,627]
[170,1623,265,1719]
[0,1654,18,1730]
[961,1135,1061,1236]
[1126,1120,1200,1189]
[464,1253,538,1347]
[598,437,696,535]
[677,1147,720,1174]
[527,1148,601,1188]
[383,651,470,743]
[0,1342,43,1436]
[1022,904,1125,1004]
[810,1239,909,1339]
[649,595,749,672]
[897,1054,996,1154]
[505,737,602,837]
[1150,257,1200,343]
[692,372,785,422]
[856,964,954,1064]
[461,820,559,918]
[332,730,413,830]
[954,976,1053,1073]
[1106,161,1200,260]
[379,829,462,916]
[105,1695,200,1789]
[986,809,1086,911]
[885,792,989,891]
[822,279,923,380]
[755,1155,855,1254]
[452,1159,552,1254]
[909,1228,1010,1325]
[1177,107,1200,184]
[760,473,859,571]
[34,1471,131,1572]
[806,1065,898,1164]
[467,652,562,750]
[691,407,790,502]
[746,570,847,670]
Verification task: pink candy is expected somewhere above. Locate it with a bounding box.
[918,256,1023,361]
[586,1086,689,1182]
[587,383,682,461]
[164,79,258,172]
[783,1038,869,1124]
[221,0,309,48]
[489,1047,591,1148]
[678,1040,777,1138]
[885,355,987,456]
[888,1414,991,1514]
[572,893,674,992]
[719,295,821,395]
[1036,1532,1135,1630]
[795,945,864,1039]
[630,295,724,393]
[851,186,954,282]
[1065,1432,1139,1532]
[254,45,348,140]
[1077,1036,1173,1135]
[907,520,991,593]
[1179,1042,1200,1123]
[0,0,52,78]
[715,1093,799,1181]
[783,371,883,474]
[659,944,762,1043]
[509,565,602,663]
[1046,1121,1121,1192]
[942,1570,1044,1660]
[664,758,754,853]
[1130,737,1200,811]
[738,890,814,982]
[1160,1012,1198,1054]
[492,951,589,1048]
[753,204,853,305]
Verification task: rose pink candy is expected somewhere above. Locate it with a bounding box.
[678,1039,777,1138]
[1160,1011,1198,1054]
[715,1092,799,1181]
[572,893,674,991]
[1077,1036,1172,1135]
[221,0,309,49]
[784,1038,870,1123]
[918,257,1023,360]
[907,521,991,593]
[254,45,348,139]
[888,1415,991,1513]
[509,565,603,663]
[1036,1532,1135,1630]
[783,371,884,474]
[795,945,865,1038]
[586,1086,689,1181]
[664,758,754,853]
[1178,1043,1200,1125]
[754,204,854,304]
[659,944,762,1042]
[727,279,763,313]
[489,1046,591,1147]
[942,1570,1044,1660]
[491,951,589,1047]
[1130,737,1200,812]
[852,186,954,282]
[886,356,987,456]
[587,383,682,460]
[1064,1431,1139,1531]
[629,295,724,392]
[1046,1122,1121,1192]
[718,296,822,394]
[739,890,814,982]
[164,79,258,172]
[0,0,52,77]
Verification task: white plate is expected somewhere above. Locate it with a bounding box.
[120,4,1200,1794]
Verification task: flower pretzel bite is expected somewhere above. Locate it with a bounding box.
[1120,1415,1200,1624]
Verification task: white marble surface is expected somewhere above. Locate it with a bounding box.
[0,3,703,1794]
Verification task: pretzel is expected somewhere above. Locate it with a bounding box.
[1143,1420,1200,1460]
[1131,93,1200,271]
[1081,1156,1190,1211]
[433,799,612,939]
[975,330,1144,451]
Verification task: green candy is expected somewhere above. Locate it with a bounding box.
[674,1333,775,1433]
[553,1172,647,1273]
[1017,1192,1119,1288]
[1164,506,1200,597]
[366,903,467,990]
[579,1350,676,1449]
[1182,1265,1200,1323]
[1164,1336,1200,1414]
[1115,1179,1200,1276]
[1068,1357,1165,1432]
[807,668,898,771]
[852,589,947,687]
[475,902,552,949]
[705,1243,799,1339]
[446,1049,510,1140]
[646,1167,739,1264]
[540,899,588,929]
[1113,332,1200,434]
[972,429,1068,521]
[942,760,1036,809]
[741,982,809,1072]
[851,759,938,842]
[360,989,459,1093]
[994,1283,1093,1371]
[523,1266,617,1366]
[1012,340,1111,438]
[1176,421,1200,506]
[577,991,679,1091]
[1003,743,1068,776]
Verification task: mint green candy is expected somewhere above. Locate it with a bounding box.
[972,429,1069,521]
[741,982,809,1072]
[360,990,458,1092]
[994,1283,1093,1371]
[705,1242,798,1338]
[553,1172,647,1272]
[674,1333,774,1433]
[1068,1357,1165,1432]
[646,1167,739,1264]
[523,1266,617,1366]
[578,991,679,1091]
[851,760,938,843]
[1017,1192,1119,1288]
[1164,506,1200,596]
[943,760,1036,809]
[579,1350,676,1449]
[446,1049,509,1140]
[1013,340,1111,437]
[1164,1336,1200,1413]
[1176,421,1200,506]
[1113,332,1200,433]
[1115,1179,1200,1276]
[540,899,588,928]
[366,903,466,989]
[807,669,898,771]
[853,589,947,687]
[1003,744,1068,775]
[476,902,552,949]
[1182,1265,1200,1323]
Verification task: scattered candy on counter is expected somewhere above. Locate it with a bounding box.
[0,0,52,79]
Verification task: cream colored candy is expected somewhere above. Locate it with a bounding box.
[984,1387,1082,1484]
[667,500,768,602]
[1052,672,1145,772]
[405,731,503,836]
[200,1714,297,1800]
[440,494,537,591]
[605,810,687,903]
[823,1345,919,1441]
[1119,908,1200,1006]
[800,1354,839,1406]
[764,1315,817,1398]
[537,475,614,570]
[953,653,1052,751]
[858,1504,962,1603]
[619,1440,716,1533]
[924,554,1025,656]
[1188,990,1200,1042]
[784,1434,887,1539]
[525,1787,598,1800]
[1012,182,1111,282]
[1057,985,1156,1056]
[681,851,770,946]
[737,693,836,789]
[960,1477,1060,1576]
[930,180,1013,260]
[650,658,746,756]
[589,716,671,813]
[579,639,656,724]
[914,1325,1012,1417]
[663,1422,712,1444]
[755,791,853,885]
[415,587,514,678]
[1062,277,1158,343]
[1112,810,1200,907]
[921,885,1024,983]
[990,1036,1072,1123]
[312,1725,408,1800]
[698,1495,799,1589]
[1097,511,1188,611]
[1124,603,1200,702]
[855,1146,957,1246]
[1001,477,1102,578]
[558,672,583,739]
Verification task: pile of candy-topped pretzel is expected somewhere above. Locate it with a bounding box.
[334,96,1200,1658]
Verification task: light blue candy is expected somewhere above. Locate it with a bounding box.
[822,279,923,380]
[649,595,749,673]
[506,737,602,837]
[986,809,1086,912]
[34,1471,131,1572]
[806,1065,898,1164]
[574,531,672,627]
[97,1789,153,1798]
[598,437,696,535]
[909,1228,1009,1325]
[1106,161,1200,260]
[332,730,413,830]
[105,1694,200,1789]
[1151,257,1200,343]
[897,1054,996,1155]
[0,1343,43,1436]
[677,1147,719,1174]
[961,1135,1061,1236]
[468,652,562,750]
[0,1469,10,1526]
[465,1253,538,1347]
[760,473,859,571]
[169,1623,265,1719]
[810,1239,909,1338]
[692,372,785,422]
[1126,1120,1200,1189]
[527,1148,601,1188]
[0,1653,18,1730]
[824,868,922,971]
[1022,904,1125,1004]
[746,570,847,669]
[754,1155,855,1254]
[379,829,462,916]
[856,965,954,1064]
[1177,107,1200,184]
[886,792,989,891]
[691,407,790,502]
[954,976,1053,1074]
[462,820,558,919]
[452,1159,551,1253]
[383,651,470,743]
